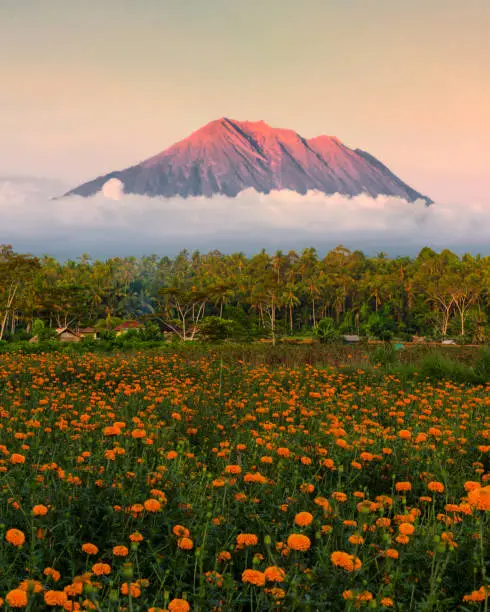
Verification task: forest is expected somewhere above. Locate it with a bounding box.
[0,243,486,344]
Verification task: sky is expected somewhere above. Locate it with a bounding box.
[0,0,489,256]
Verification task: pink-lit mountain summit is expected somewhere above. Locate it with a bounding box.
[66,118,431,202]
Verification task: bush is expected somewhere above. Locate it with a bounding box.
[419,351,480,384]
[474,346,490,381]
[370,343,398,368]
[314,318,339,344]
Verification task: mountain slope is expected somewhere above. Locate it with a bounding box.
[65,118,431,202]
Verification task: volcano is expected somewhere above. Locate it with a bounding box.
[65,118,431,203]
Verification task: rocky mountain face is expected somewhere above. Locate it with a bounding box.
[65,118,431,203]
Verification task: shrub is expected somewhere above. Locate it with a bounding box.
[314,318,338,344]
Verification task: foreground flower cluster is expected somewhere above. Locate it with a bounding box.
[0,352,488,610]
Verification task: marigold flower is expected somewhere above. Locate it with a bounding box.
[131,428,146,439]
[5,528,25,547]
[173,525,190,537]
[236,533,258,547]
[129,531,144,542]
[44,567,61,582]
[243,472,267,484]
[218,551,232,562]
[399,523,415,535]
[385,548,399,559]
[10,453,26,464]
[395,481,412,492]
[287,534,311,551]
[92,563,111,575]
[330,551,362,571]
[178,537,194,550]
[428,481,445,493]
[44,591,68,606]
[242,569,266,586]
[398,429,411,439]
[168,599,190,612]
[348,534,365,545]
[225,464,241,474]
[120,582,141,597]
[381,597,394,606]
[6,589,28,608]
[82,543,98,555]
[144,498,161,512]
[467,485,490,511]
[463,586,488,603]
[294,512,313,527]
[264,566,286,582]
[113,545,129,556]
[32,504,48,516]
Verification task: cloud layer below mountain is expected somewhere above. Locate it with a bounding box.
[0,176,488,259]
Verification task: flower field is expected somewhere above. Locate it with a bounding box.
[0,352,488,610]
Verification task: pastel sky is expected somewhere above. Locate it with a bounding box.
[0,0,488,205]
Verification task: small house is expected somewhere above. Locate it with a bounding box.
[78,327,98,340]
[56,327,81,343]
[113,321,144,337]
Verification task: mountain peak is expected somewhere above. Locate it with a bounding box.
[64,118,432,203]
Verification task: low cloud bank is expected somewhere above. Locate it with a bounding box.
[0,176,488,258]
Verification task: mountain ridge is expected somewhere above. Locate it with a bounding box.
[65,118,432,203]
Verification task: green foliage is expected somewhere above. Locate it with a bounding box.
[365,311,396,341]
[198,316,238,342]
[370,343,398,367]
[314,317,338,343]
[418,351,480,384]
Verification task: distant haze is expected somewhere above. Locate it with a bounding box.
[2,176,490,260]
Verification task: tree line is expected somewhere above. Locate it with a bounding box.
[0,244,487,343]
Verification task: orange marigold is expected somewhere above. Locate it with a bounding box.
[178,537,194,550]
[330,551,362,572]
[5,528,25,547]
[428,481,445,493]
[294,512,313,527]
[168,599,190,612]
[242,569,266,586]
[395,482,412,492]
[236,533,258,547]
[467,486,490,511]
[264,566,286,582]
[113,545,129,556]
[287,534,311,551]
[144,498,161,512]
[92,563,111,575]
[348,534,365,545]
[463,586,488,602]
[399,523,415,535]
[6,589,28,608]
[32,504,48,516]
[173,525,190,537]
[44,591,68,606]
[225,464,242,474]
[10,453,26,464]
[120,582,141,597]
[81,543,98,555]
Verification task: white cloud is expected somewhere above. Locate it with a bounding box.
[102,178,124,201]
[0,175,488,258]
